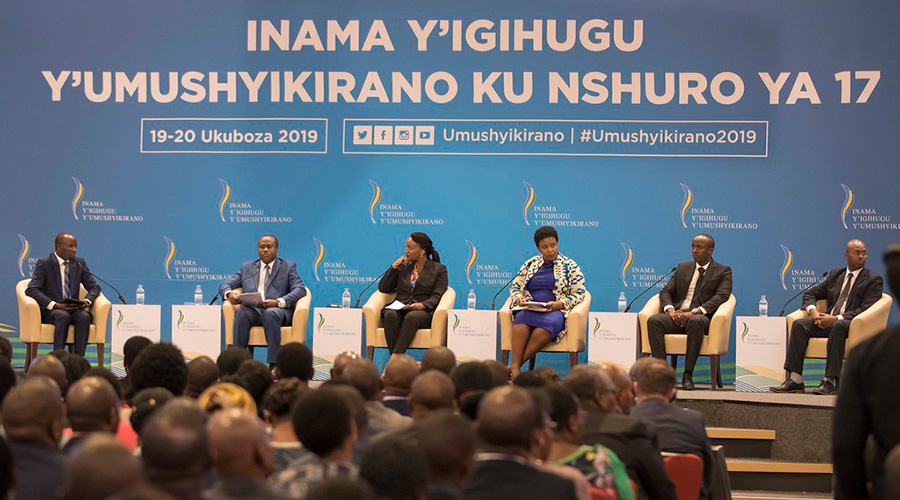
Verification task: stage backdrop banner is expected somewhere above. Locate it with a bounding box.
[2,1,899,377]
[734,316,787,392]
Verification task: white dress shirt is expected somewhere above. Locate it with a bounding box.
[664,262,710,315]
[806,268,859,321]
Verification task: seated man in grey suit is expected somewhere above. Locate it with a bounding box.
[220,235,306,365]
[772,239,883,395]
[647,233,733,390]
[631,357,714,499]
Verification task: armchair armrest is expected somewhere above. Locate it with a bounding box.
[429,288,456,346]
[363,291,395,347]
[499,296,514,350]
[90,292,112,343]
[222,287,243,346]
[563,291,591,351]
[289,287,312,344]
[16,279,42,343]
[706,294,736,355]
[637,294,661,354]
[848,293,893,351]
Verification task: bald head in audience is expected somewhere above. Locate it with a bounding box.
[67,377,120,434]
[29,355,69,396]
[141,398,209,497]
[597,362,634,414]
[338,358,382,402]
[421,346,456,375]
[2,375,64,448]
[383,354,419,397]
[476,386,539,454]
[64,434,144,500]
[184,356,219,399]
[483,360,511,387]
[409,370,457,420]
[330,351,360,379]
[208,408,275,480]
[564,365,619,413]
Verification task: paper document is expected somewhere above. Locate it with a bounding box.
[384,300,409,311]
[237,292,263,305]
[511,301,550,312]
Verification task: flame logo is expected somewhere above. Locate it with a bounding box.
[452,314,460,334]
[0,322,14,334]
[592,318,602,339]
[780,244,793,291]
[176,310,185,330]
[71,177,84,220]
[17,234,30,278]
[679,183,693,228]
[840,184,854,230]
[116,310,124,327]
[317,313,325,334]
[522,182,535,226]
[369,180,382,224]
[312,238,325,282]
[218,179,231,222]
[740,322,749,343]
[164,236,177,280]
[620,243,634,288]
[465,241,478,285]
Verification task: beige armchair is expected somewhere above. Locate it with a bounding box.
[362,288,456,358]
[786,293,892,360]
[16,278,111,369]
[499,291,592,369]
[222,287,311,347]
[638,293,736,390]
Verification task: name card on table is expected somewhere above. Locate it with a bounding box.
[312,307,363,359]
[735,316,787,392]
[587,312,639,370]
[171,305,222,359]
[111,305,161,368]
[447,310,497,361]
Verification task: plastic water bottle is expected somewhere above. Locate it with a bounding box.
[618,292,627,313]
[467,289,477,310]
[759,295,768,317]
[135,284,145,305]
[194,285,203,305]
[342,288,351,308]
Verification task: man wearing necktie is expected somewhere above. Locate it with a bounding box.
[772,239,883,395]
[219,235,306,364]
[25,233,101,356]
[647,233,733,390]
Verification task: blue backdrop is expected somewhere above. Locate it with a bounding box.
[2,0,899,379]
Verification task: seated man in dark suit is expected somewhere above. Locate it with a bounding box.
[220,235,306,365]
[648,233,733,390]
[772,239,883,395]
[463,386,578,500]
[25,233,101,356]
[631,357,714,499]
[564,366,676,500]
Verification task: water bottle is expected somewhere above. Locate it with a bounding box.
[467,289,477,310]
[759,295,768,317]
[135,284,145,305]
[618,292,627,313]
[194,285,203,305]
[341,288,351,308]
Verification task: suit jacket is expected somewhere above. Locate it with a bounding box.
[833,325,900,499]
[26,253,101,309]
[219,258,305,308]
[9,442,65,500]
[659,259,732,317]
[580,407,677,500]
[463,458,578,500]
[378,259,448,312]
[802,267,882,320]
[631,398,715,499]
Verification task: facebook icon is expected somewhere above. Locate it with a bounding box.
[374,125,393,145]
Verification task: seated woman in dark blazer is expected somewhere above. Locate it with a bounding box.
[378,232,449,358]
[509,226,586,377]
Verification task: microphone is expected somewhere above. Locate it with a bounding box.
[74,259,127,305]
[355,267,391,308]
[212,263,264,305]
[491,267,527,311]
[624,266,676,313]
[779,271,828,317]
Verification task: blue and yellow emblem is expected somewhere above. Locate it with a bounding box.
[620,243,633,288]
[369,181,382,224]
[522,182,535,226]
[218,179,232,222]
[312,238,325,282]
[71,177,84,220]
[679,183,693,228]
[164,236,177,279]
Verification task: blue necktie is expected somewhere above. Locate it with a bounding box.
[63,261,71,299]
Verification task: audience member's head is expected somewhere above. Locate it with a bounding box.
[0,336,12,362]
[450,362,494,400]
[0,437,11,500]
[533,366,561,383]
[0,358,17,407]
[337,358,382,402]
[67,376,120,434]
[140,398,209,489]
[416,410,475,488]
[330,351,360,380]
[61,353,92,388]
[292,389,356,460]
[597,362,634,414]
[543,383,583,442]
[123,336,153,376]
[408,370,457,420]
[360,434,429,500]
[183,356,219,399]
[197,382,257,415]
[319,383,369,439]
[421,346,456,375]
[216,347,252,377]
[130,343,188,396]
[275,342,314,381]
[884,243,900,301]
[207,408,274,480]
[107,485,177,500]
[262,378,307,427]
[483,360,511,387]
[382,354,419,397]
[306,477,374,500]
[513,371,548,388]
[564,365,618,413]
[63,434,144,500]
[885,443,900,500]
[29,354,69,396]
[130,388,174,438]
[632,358,677,402]
[2,375,64,448]
[525,388,555,461]
[84,367,125,402]
[476,386,538,454]
[236,360,274,415]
